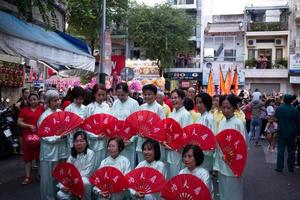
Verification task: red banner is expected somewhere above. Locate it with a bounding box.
[111,55,126,75]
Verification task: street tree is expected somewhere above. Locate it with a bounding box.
[128,3,194,72]
[66,0,128,50]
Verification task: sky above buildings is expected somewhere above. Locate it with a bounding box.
[137,0,288,14]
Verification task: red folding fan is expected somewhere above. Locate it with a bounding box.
[125,111,165,142]
[80,114,118,136]
[216,129,247,177]
[90,166,128,193]
[105,120,136,141]
[125,167,166,194]
[183,124,216,151]
[161,174,212,200]
[52,163,84,199]
[162,118,185,151]
[38,111,83,137]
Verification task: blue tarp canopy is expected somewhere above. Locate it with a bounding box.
[0,11,95,72]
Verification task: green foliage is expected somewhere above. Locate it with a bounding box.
[66,0,128,48]
[245,58,257,68]
[275,58,288,68]
[4,0,58,28]
[128,3,194,70]
[249,22,288,31]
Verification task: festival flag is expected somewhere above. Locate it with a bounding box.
[207,69,215,96]
[219,65,225,95]
[233,67,239,95]
[224,68,232,94]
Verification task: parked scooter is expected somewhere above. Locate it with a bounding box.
[0,98,17,159]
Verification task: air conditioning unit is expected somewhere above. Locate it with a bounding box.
[274,38,285,46]
[247,39,256,47]
[296,39,300,48]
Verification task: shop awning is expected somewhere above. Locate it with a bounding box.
[0,11,95,72]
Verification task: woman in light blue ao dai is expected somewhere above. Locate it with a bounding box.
[56,131,95,200]
[85,84,110,169]
[93,137,131,200]
[214,95,247,200]
[131,139,166,200]
[111,83,139,169]
[195,92,217,172]
[166,89,192,179]
[64,86,86,150]
[38,90,68,200]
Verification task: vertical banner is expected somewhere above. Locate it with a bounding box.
[103,30,112,75]
[111,55,126,75]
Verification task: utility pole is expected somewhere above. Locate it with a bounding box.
[99,0,106,84]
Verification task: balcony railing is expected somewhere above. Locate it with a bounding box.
[172,0,197,9]
[245,58,288,69]
[247,22,288,32]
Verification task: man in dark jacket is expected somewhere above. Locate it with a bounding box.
[274,94,300,172]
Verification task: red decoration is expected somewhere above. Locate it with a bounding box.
[216,129,247,177]
[183,124,216,151]
[111,55,126,75]
[161,174,212,200]
[105,120,136,141]
[125,167,166,194]
[90,167,128,194]
[38,111,83,137]
[24,134,40,149]
[161,118,185,151]
[80,114,118,136]
[125,111,164,142]
[52,163,84,199]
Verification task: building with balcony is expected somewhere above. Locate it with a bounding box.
[165,0,203,90]
[202,14,245,90]
[244,2,292,93]
[288,0,300,93]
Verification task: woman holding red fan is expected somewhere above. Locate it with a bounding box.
[131,139,166,199]
[213,95,246,200]
[136,84,166,163]
[37,90,68,200]
[195,92,216,172]
[85,84,110,168]
[18,93,44,185]
[56,131,95,200]
[180,144,213,198]
[64,86,86,149]
[111,83,139,169]
[93,137,131,200]
[166,89,193,179]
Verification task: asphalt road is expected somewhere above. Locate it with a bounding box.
[0,141,299,200]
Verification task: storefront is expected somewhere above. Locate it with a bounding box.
[164,71,202,91]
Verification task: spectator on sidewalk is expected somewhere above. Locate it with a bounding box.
[250,94,265,145]
[274,94,300,173]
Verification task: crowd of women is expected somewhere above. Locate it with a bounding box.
[17,82,270,200]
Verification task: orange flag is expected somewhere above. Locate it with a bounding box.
[233,67,239,95]
[207,69,215,96]
[224,68,232,94]
[219,65,225,95]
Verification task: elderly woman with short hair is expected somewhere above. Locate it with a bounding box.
[37,90,69,200]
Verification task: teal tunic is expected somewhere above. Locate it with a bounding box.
[64,103,86,150]
[94,155,131,200]
[214,116,246,200]
[167,107,193,179]
[85,101,110,169]
[56,149,95,200]
[136,101,166,163]
[130,160,166,200]
[196,111,217,172]
[38,108,68,200]
[111,97,139,169]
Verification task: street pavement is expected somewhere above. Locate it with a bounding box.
[0,141,299,200]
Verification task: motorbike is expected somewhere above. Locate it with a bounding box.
[0,98,17,159]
